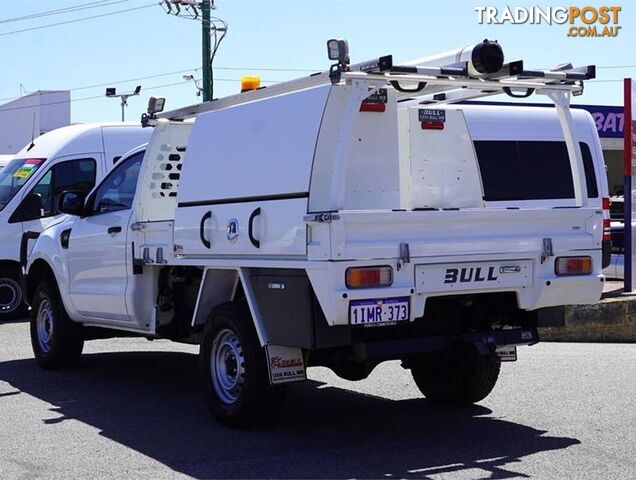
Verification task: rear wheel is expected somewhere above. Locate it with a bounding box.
[200,303,286,427]
[30,280,84,369]
[409,345,501,405]
[0,267,27,320]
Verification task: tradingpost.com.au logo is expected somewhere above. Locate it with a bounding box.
[475,6,622,38]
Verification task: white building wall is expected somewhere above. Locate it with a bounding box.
[0,91,70,154]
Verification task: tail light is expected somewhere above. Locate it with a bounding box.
[421,121,444,130]
[603,218,611,242]
[602,197,611,242]
[360,102,386,113]
[346,266,393,289]
[555,256,592,276]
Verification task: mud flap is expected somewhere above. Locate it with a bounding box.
[495,345,518,362]
[265,345,307,385]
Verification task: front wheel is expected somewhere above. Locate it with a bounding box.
[409,345,501,405]
[200,303,286,427]
[30,281,84,369]
[0,267,27,320]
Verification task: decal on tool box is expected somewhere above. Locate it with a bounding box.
[419,109,446,122]
[364,88,388,104]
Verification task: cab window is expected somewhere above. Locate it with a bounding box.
[91,151,144,214]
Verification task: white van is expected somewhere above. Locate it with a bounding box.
[0,123,151,319]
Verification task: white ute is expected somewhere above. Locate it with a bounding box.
[25,40,607,426]
[0,123,150,319]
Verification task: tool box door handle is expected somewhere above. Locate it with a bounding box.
[199,211,212,249]
[248,207,261,249]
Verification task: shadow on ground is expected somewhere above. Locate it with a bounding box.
[0,351,580,479]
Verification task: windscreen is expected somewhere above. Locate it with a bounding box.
[0,157,45,211]
[474,141,598,201]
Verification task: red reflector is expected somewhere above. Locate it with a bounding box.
[603,218,611,242]
[421,121,444,130]
[555,256,592,276]
[360,102,386,112]
[602,197,610,210]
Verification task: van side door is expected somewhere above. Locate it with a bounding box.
[67,151,143,324]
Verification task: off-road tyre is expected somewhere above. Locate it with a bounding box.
[410,345,501,405]
[200,302,286,427]
[30,280,84,369]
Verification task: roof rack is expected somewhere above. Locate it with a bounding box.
[153,40,595,122]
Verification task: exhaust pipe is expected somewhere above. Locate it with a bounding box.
[404,39,504,76]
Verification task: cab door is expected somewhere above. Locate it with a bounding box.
[12,155,99,238]
[67,152,144,324]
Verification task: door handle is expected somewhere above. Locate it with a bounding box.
[248,207,261,249]
[199,211,212,249]
[108,226,122,234]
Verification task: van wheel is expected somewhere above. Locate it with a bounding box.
[30,281,84,369]
[409,346,501,405]
[200,303,286,427]
[0,267,27,320]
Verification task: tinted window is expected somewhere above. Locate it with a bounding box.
[92,151,144,214]
[474,141,598,201]
[23,158,96,218]
[580,143,598,198]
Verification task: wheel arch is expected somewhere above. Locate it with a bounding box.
[0,259,22,278]
[26,259,58,306]
[192,267,325,349]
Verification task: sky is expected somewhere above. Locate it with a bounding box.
[0,0,633,123]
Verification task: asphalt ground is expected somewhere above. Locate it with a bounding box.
[0,319,634,480]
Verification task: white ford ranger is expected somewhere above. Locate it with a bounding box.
[24,40,608,426]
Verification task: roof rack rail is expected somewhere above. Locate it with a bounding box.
[154,40,595,122]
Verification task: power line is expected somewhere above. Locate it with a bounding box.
[0,77,283,113]
[0,66,322,103]
[0,2,158,37]
[0,1,130,25]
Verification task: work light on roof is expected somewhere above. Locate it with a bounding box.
[327,38,349,65]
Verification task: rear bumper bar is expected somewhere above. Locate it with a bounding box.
[363,327,539,359]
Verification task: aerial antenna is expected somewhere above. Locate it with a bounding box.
[26,112,36,151]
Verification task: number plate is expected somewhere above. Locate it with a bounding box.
[350,297,410,326]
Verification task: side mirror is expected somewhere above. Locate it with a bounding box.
[58,191,87,216]
[11,193,44,222]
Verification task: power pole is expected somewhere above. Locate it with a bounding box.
[201,0,212,101]
[162,0,226,102]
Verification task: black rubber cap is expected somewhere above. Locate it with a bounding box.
[471,40,504,74]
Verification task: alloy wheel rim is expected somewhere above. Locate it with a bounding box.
[210,328,245,405]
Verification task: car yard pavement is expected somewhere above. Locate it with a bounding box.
[1,319,634,480]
